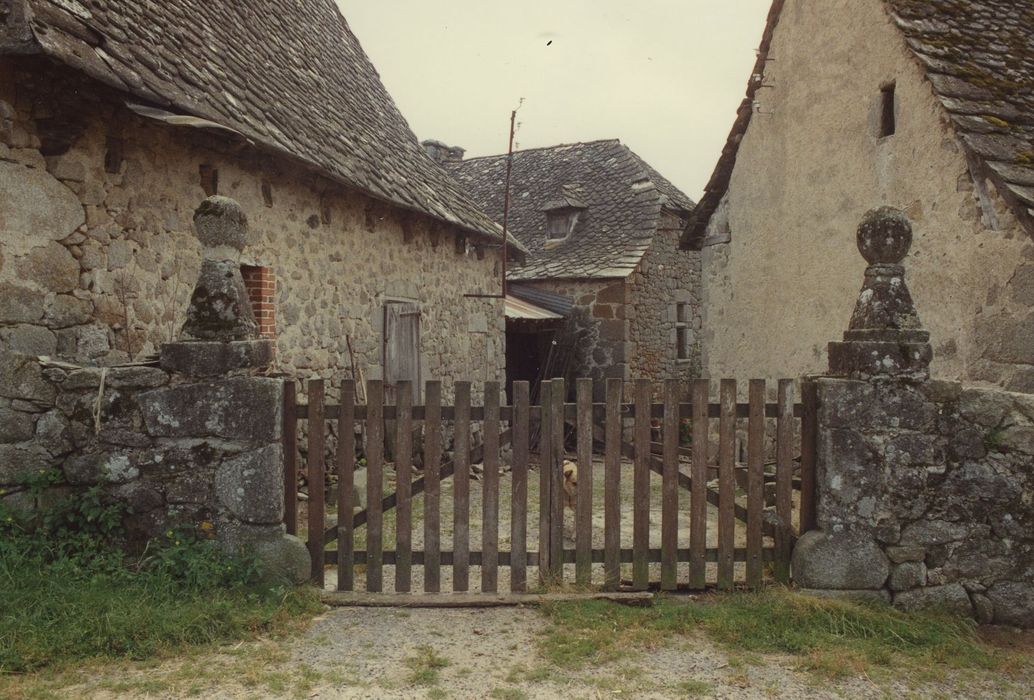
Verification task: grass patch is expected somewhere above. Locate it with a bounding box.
[677,679,715,696]
[0,477,321,681]
[489,687,529,700]
[404,645,450,686]
[539,588,1012,678]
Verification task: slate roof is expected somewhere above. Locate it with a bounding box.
[446,140,694,280]
[1,0,510,245]
[683,0,1034,248]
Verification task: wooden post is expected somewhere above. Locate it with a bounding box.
[604,378,622,591]
[283,380,298,536]
[575,378,593,587]
[689,379,709,589]
[717,378,736,591]
[633,379,651,591]
[799,379,818,535]
[746,379,765,590]
[775,379,795,584]
[366,380,384,592]
[511,381,530,593]
[453,381,472,592]
[661,379,679,591]
[306,379,326,587]
[395,381,413,593]
[482,381,501,593]
[337,380,356,591]
[423,382,443,593]
[538,380,553,584]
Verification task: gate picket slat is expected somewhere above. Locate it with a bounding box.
[746,379,765,590]
[283,381,298,537]
[511,382,530,593]
[395,381,413,593]
[366,380,384,592]
[482,382,501,593]
[575,378,593,586]
[538,380,553,583]
[775,379,795,584]
[799,380,818,535]
[423,382,443,593]
[306,379,326,586]
[549,378,565,581]
[633,379,651,591]
[661,379,679,591]
[718,379,736,591]
[689,379,708,589]
[337,381,356,591]
[604,378,622,591]
[453,381,472,592]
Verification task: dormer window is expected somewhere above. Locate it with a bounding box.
[542,185,587,245]
[546,209,581,242]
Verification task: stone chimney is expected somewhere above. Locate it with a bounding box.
[422,139,465,165]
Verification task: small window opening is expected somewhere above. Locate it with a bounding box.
[546,210,580,242]
[879,83,896,137]
[320,196,332,225]
[104,134,124,174]
[261,181,274,207]
[675,303,692,361]
[240,264,276,339]
[199,164,219,196]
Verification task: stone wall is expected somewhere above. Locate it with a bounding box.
[518,213,701,393]
[0,58,505,395]
[797,378,1034,626]
[700,0,1033,391]
[628,210,700,384]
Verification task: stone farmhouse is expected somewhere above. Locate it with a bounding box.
[439,139,699,393]
[685,0,1034,393]
[0,0,521,397]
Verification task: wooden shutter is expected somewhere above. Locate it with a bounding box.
[384,302,421,402]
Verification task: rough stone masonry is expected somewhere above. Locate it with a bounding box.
[1,197,309,584]
[793,208,1034,627]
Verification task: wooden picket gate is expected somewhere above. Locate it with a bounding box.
[283,377,817,593]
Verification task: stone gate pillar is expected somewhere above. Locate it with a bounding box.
[139,196,309,584]
[792,207,932,602]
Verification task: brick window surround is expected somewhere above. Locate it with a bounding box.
[241,265,276,338]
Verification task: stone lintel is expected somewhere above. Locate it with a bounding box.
[160,339,275,376]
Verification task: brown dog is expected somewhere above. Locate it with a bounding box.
[562,459,578,510]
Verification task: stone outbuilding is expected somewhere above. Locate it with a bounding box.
[0,0,523,395]
[440,139,699,393]
[685,0,1034,392]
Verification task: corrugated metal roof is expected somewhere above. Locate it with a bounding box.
[508,284,574,317]
[505,295,563,321]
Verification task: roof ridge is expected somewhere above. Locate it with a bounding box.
[458,138,624,163]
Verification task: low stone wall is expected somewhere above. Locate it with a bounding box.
[795,378,1034,626]
[0,350,306,582]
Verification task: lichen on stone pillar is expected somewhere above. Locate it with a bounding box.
[827,206,933,381]
[181,196,259,342]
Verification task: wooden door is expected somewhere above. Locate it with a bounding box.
[384,302,421,403]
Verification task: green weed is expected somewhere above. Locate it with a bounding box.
[404,645,450,686]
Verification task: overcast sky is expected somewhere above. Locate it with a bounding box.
[337,1,771,200]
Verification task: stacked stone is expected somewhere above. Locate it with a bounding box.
[793,208,1034,627]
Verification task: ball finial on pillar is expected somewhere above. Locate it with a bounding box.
[828,207,932,381]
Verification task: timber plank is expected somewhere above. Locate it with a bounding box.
[775,379,795,584]
[366,380,384,592]
[689,379,708,589]
[453,382,472,592]
[482,382,500,593]
[423,382,442,593]
[283,381,298,537]
[538,380,553,583]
